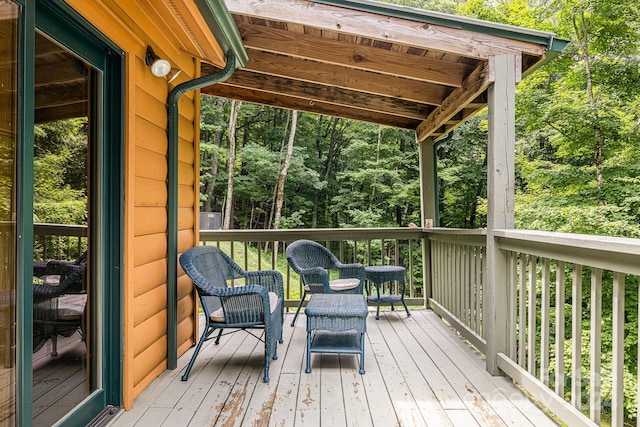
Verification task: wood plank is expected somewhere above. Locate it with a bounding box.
[340,360,372,427]
[319,353,347,427]
[366,314,427,426]
[239,49,450,105]
[115,310,558,427]
[237,23,472,87]
[419,311,555,426]
[417,61,491,142]
[376,313,454,426]
[226,0,547,59]
[202,84,421,129]
[215,67,436,117]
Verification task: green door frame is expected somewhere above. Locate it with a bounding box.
[15,0,124,424]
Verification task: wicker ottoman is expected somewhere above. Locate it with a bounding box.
[304,294,368,374]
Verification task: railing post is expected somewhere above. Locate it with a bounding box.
[485,55,517,375]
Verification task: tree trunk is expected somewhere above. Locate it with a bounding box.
[573,12,605,195]
[203,121,223,212]
[272,110,298,255]
[223,100,242,229]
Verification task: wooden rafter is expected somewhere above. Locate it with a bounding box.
[416,61,493,142]
[226,0,547,59]
[236,22,473,87]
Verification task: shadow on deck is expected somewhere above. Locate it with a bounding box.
[111,309,557,427]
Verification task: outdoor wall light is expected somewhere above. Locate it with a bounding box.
[145,46,182,83]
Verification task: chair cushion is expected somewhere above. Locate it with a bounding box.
[56,294,87,321]
[329,278,360,291]
[210,291,279,323]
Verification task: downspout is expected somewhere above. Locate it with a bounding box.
[166,50,236,369]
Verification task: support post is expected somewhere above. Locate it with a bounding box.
[418,136,436,306]
[485,55,516,375]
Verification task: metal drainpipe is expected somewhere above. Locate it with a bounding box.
[166,50,236,369]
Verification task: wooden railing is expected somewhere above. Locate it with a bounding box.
[33,223,87,262]
[198,228,427,309]
[428,228,640,427]
[427,228,487,353]
[34,223,640,426]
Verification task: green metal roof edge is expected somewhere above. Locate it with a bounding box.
[311,0,569,53]
[193,0,248,68]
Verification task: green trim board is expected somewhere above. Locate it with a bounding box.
[193,0,248,68]
[14,0,125,424]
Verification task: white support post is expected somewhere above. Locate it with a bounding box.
[418,136,436,307]
[485,55,516,375]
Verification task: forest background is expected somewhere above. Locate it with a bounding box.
[198,0,640,238]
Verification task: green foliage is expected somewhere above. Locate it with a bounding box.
[33,120,87,225]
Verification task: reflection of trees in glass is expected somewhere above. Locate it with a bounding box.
[33,119,88,226]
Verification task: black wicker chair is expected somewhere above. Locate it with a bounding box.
[179,246,284,382]
[33,262,87,356]
[285,239,365,326]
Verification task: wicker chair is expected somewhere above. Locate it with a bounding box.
[285,239,365,326]
[179,246,284,382]
[33,262,87,356]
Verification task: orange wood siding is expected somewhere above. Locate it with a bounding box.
[65,0,225,409]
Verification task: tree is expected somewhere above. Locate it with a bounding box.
[223,100,241,229]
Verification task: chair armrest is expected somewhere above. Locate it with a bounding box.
[336,263,365,292]
[297,267,331,293]
[246,270,284,299]
[206,285,273,325]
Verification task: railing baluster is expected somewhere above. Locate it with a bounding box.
[527,255,537,375]
[507,251,517,359]
[571,264,583,411]
[518,254,526,367]
[612,272,625,427]
[541,258,550,386]
[408,238,414,298]
[555,261,565,397]
[589,267,602,424]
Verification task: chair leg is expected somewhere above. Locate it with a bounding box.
[50,335,58,357]
[291,290,307,327]
[214,329,223,345]
[182,326,213,381]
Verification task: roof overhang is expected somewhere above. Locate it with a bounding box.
[201,0,569,142]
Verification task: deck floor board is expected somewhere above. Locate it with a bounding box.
[111,309,557,427]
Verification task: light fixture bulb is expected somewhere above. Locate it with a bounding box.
[150,59,171,78]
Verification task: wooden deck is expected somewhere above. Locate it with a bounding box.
[111,309,557,427]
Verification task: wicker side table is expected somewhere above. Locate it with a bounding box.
[365,265,411,320]
[304,294,368,374]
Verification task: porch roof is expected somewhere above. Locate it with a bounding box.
[202,0,569,142]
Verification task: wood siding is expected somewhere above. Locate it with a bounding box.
[65,0,225,409]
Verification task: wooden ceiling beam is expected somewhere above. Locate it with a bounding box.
[241,49,450,105]
[202,85,421,129]
[35,102,87,123]
[35,59,88,87]
[226,0,546,59]
[416,61,492,142]
[236,22,473,87]
[35,82,87,110]
[213,67,434,119]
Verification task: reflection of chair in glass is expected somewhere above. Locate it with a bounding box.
[179,246,284,382]
[285,239,365,327]
[33,262,87,357]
